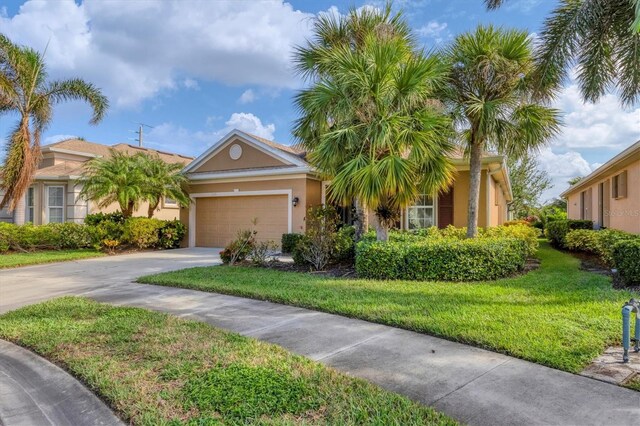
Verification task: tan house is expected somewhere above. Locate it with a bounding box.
[0,139,193,225]
[561,141,640,234]
[182,130,512,247]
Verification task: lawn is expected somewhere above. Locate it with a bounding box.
[139,241,639,373]
[0,297,455,425]
[0,249,105,268]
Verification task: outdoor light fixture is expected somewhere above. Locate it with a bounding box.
[292,197,299,207]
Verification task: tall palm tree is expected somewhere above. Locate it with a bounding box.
[139,155,189,218]
[0,34,108,211]
[79,150,146,219]
[443,26,561,237]
[485,0,640,106]
[294,6,455,241]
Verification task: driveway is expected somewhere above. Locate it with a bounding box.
[1,249,638,426]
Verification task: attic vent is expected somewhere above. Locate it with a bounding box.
[229,144,243,160]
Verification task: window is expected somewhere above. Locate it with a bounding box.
[407,195,435,229]
[612,171,627,199]
[26,187,34,223]
[47,186,64,223]
[164,196,177,207]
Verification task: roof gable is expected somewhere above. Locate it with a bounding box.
[184,130,308,174]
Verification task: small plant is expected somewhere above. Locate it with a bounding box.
[221,227,257,265]
[122,217,164,249]
[250,241,278,266]
[296,206,340,271]
[281,233,303,254]
[101,239,120,254]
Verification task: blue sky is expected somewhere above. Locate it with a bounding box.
[1,0,638,200]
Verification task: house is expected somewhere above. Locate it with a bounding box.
[560,141,639,234]
[0,139,193,225]
[181,129,512,247]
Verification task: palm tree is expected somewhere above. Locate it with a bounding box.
[485,0,640,106]
[442,26,561,237]
[139,155,189,218]
[294,6,455,241]
[79,150,146,219]
[0,34,108,211]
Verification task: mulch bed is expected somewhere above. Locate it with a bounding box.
[264,260,357,278]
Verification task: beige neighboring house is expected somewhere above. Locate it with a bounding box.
[560,140,640,234]
[0,139,193,225]
[182,129,513,248]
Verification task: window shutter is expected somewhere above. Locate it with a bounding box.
[619,171,627,198]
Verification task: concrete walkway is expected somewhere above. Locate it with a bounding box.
[1,249,639,426]
[0,340,123,426]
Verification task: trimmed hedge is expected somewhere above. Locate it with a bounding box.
[281,233,303,254]
[612,240,640,286]
[545,219,593,248]
[356,237,527,281]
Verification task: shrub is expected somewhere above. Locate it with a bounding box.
[612,240,640,286]
[122,217,164,249]
[438,225,467,239]
[220,229,256,265]
[545,219,593,248]
[250,241,278,266]
[281,233,303,254]
[504,220,531,227]
[158,220,187,249]
[49,222,96,249]
[594,229,637,266]
[333,225,356,263]
[483,224,540,257]
[565,229,601,254]
[95,221,125,242]
[294,206,340,270]
[101,239,120,254]
[356,237,527,281]
[84,211,125,226]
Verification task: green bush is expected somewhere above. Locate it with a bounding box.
[356,237,527,281]
[122,217,164,249]
[594,229,637,266]
[84,211,125,226]
[158,220,187,249]
[612,240,640,286]
[545,219,593,248]
[0,223,14,252]
[220,229,256,265]
[565,229,601,254]
[483,224,540,257]
[333,225,356,263]
[281,233,303,254]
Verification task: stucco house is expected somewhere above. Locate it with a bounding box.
[560,140,639,234]
[0,139,193,225]
[181,129,513,247]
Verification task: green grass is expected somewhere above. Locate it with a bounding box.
[0,249,105,268]
[140,241,639,373]
[625,375,640,391]
[0,297,455,425]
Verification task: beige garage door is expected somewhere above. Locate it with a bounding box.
[195,195,288,247]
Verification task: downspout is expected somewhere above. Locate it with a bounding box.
[486,170,491,228]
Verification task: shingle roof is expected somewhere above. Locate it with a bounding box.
[44,139,193,165]
[238,131,307,158]
[34,162,85,178]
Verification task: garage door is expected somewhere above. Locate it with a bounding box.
[195,195,288,247]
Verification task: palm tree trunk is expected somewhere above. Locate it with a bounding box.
[375,223,388,241]
[353,198,367,241]
[466,139,483,238]
[122,201,135,219]
[147,201,159,218]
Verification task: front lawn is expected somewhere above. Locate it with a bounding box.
[0,249,105,268]
[0,297,455,425]
[140,241,638,373]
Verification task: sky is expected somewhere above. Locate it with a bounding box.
[0,0,638,201]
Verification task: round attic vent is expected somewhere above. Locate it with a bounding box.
[229,144,243,160]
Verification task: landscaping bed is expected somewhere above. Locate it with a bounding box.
[0,297,455,425]
[140,241,639,373]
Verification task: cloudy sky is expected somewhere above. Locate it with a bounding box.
[1,0,638,201]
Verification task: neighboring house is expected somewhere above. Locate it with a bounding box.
[182,129,512,247]
[560,140,639,234]
[0,139,193,225]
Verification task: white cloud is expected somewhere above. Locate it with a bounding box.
[552,82,640,151]
[536,147,595,201]
[182,78,199,90]
[506,0,541,12]
[238,89,256,104]
[1,0,316,107]
[416,20,449,43]
[144,112,276,156]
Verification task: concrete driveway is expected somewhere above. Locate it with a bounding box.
[1,250,639,426]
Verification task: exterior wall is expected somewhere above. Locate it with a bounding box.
[66,181,89,223]
[193,139,288,173]
[94,199,181,220]
[186,177,319,237]
[565,159,640,234]
[451,170,488,228]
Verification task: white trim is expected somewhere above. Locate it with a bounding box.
[188,189,293,248]
[321,181,331,204]
[188,166,313,181]
[183,129,307,174]
[45,185,65,224]
[34,175,82,181]
[486,170,491,227]
[191,173,320,185]
[405,193,438,230]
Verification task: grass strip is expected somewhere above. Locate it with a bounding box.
[0,249,104,268]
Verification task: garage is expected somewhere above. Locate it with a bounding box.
[194,194,289,247]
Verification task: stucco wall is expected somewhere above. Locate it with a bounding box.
[96,199,181,220]
[193,139,288,173]
[565,159,639,234]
